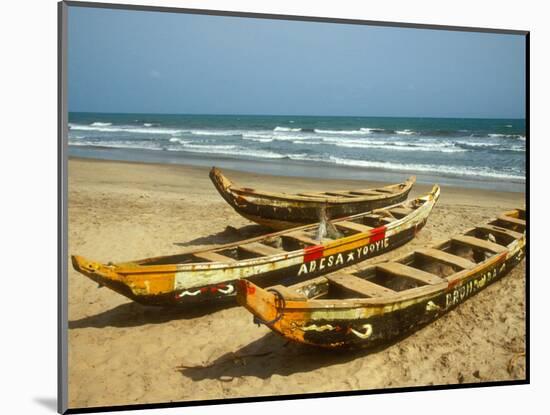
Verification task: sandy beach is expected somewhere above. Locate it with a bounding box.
[67,157,526,409]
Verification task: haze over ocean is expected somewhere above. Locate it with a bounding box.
[67,7,526,191]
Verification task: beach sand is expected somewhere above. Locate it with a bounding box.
[67,157,526,409]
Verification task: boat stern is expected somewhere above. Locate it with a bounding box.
[236,280,281,326]
[209,166,233,192]
[71,255,137,299]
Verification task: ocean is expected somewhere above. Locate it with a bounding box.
[68,113,526,192]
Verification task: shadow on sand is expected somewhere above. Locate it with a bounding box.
[174,224,271,247]
[177,317,446,380]
[177,332,385,380]
[69,299,235,329]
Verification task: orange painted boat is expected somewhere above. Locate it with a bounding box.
[210,167,416,230]
[72,186,439,306]
[237,209,526,349]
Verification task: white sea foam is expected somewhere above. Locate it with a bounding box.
[144,123,153,127]
[169,137,190,144]
[70,124,183,134]
[395,129,416,135]
[189,129,242,137]
[90,122,112,127]
[327,156,524,181]
[242,136,274,143]
[360,128,385,133]
[487,133,525,139]
[177,145,286,159]
[274,126,302,132]
[314,129,366,135]
[68,140,163,151]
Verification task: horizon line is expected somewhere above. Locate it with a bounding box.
[67,111,526,121]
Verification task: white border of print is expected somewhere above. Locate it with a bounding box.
[3,1,545,415]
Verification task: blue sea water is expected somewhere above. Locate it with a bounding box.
[68,113,526,191]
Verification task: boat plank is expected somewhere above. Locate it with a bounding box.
[452,235,507,253]
[269,285,307,301]
[335,220,374,233]
[240,242,286,257]
[327,271,397,298]
[416,248,476,270]
[194,251,236,263]
[389,207,414,217]
[285,232,321,247]
[323,191,356,197]
[348,191,383,196]
[477,224,523,240]
[498,215,526,227]
[377,262,445,285]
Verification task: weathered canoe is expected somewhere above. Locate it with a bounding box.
[71,186,440,306]
[210,167,416,230]
[236,208,526,349]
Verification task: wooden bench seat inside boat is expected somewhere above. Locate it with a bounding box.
[497,215,526,227]
[451,235,507,254]
[376,262,445,285]
[269,285,307,301]
[327,271,397,298]
[239,242,286,257]
[285,232,321,246]
[335,221,374,233]
[476,224,524,240]
[194,251,236,263]
[348,190,385,196]
[416,248,476,270]
[323,191,357,197]
[388,207,414,218]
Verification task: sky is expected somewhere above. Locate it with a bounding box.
[68,6,526,118]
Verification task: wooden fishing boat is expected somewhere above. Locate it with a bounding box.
[210,167,416,230]
[237,208,526,349]
[71,186,439,306]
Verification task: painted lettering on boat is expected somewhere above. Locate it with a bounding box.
[445,266,500,308]
[298,238,390,276]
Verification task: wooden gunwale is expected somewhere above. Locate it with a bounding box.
[213,167,416,204]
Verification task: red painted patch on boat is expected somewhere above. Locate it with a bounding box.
[210,286,218,293]
[247,284,256,295]
[200,287,209,293]
[370,226,387,243]
[447,280,460,290]
[304,245,324,262]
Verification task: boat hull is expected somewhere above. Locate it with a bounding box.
[72,186,439,307]
[236,217,526,349]
[210,167,415,230]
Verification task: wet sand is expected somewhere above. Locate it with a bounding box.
[67,157,526,409]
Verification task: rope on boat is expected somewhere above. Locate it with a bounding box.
[253,288,286,326]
